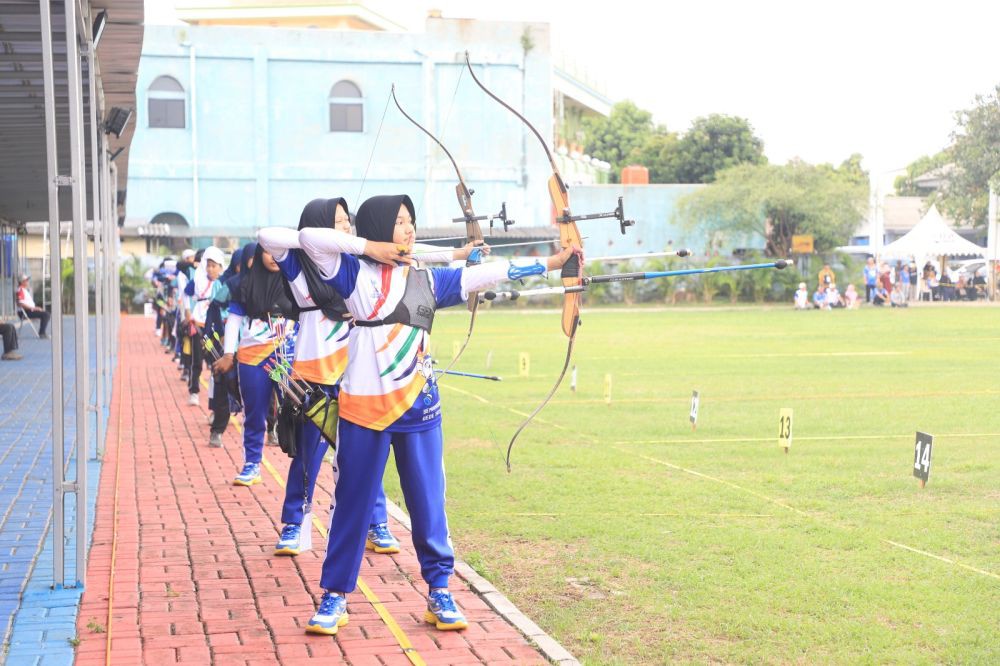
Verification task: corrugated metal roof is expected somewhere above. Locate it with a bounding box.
[0,0,142,223]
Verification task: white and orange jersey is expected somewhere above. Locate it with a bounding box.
[297,228,544,433]
[223,303,296,367]
[259,227,458,387]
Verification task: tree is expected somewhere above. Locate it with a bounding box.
[581,101,658,182]
[894,150,951,196]
[938,84,1000,227]
[674,159,869,257]
[663,114,766,183]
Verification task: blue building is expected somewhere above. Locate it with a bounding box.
[124,10,618,253]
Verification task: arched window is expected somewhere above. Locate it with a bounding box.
[148,75,186,129]
[329,80,363,132]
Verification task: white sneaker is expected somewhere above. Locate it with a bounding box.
[188,393,199,406]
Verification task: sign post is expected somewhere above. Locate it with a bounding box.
[689,390,700,430]
[913,432,933,488]
[778,408,793,453]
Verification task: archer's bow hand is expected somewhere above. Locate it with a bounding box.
[455,241,491,262]
[546,244,584,272]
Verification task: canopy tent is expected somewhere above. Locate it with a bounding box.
[882,205,985,258]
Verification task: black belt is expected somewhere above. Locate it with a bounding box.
[353,318,388,327]
[298,305,321,313]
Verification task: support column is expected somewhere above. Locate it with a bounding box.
[65,0,89,587]
[39,0,66,587]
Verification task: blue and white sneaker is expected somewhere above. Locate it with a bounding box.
[233,462,261,487]
[275,520,312,555]
[424,589,467,631]
[366,523,400,554]
[305,592,348,635]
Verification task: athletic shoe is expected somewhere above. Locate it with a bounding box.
[187,393,198,406]
[206,411,214,424]
[305,592,348,635]
[233,462,261,486]
[366,523,400,554]
[208,432,223,448]
[39,333,50,340]
[274,523,307,555]
[180,371,189,382]
[424,589,467,630]
[1,351,23,361]
[266,429,280,447]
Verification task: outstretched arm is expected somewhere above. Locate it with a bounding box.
[257,227,301,262]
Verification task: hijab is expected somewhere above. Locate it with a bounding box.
[191,246,224,299]
[354,194,414,245]
[221,247,242,286]
[236,243,297,321]
[294,197,351,321]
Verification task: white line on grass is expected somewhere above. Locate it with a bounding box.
[622,447,1000,582]
[616,432,1000,445]
[442,381,1000,583]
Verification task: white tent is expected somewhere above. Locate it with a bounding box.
[882,205,985,258]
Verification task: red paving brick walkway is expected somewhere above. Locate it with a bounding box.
[75,317,562,665]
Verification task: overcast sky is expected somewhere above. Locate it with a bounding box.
[147,0,1000,185]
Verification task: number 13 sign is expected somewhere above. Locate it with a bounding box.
[913,432,933,486]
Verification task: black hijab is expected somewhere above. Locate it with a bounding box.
[235,243,297,321]
[355,194,415,244]
[294,197,351,321]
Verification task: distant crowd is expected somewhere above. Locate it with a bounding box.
[792,256,983,310]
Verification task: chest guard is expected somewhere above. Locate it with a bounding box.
[354,268,436,332]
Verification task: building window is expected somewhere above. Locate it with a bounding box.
[329,80,363,132]
[148,76,186,129]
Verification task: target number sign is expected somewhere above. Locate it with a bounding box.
[913,432,933,483]
[778,408,793,450]
[689,390,700,425]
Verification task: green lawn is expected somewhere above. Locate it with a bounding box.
[384,304,1000,664]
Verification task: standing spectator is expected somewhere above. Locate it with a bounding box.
[1,322,22,360]
[898,261,911,301]
[890,283,909,308]
[907,260,919,300]
[879,262,893,293]
[863,257,878,302]
[16,274,50,339]
[817,263,835,289]
[922,263,939,301]
[793,282,810,310]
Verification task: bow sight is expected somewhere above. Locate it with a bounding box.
[556,195,634,235]
[451,200,515,233]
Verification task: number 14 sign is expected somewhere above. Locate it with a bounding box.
[913,432,933,486]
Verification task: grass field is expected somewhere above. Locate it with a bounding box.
[382,304,999,664]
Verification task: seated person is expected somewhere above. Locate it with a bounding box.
[826,283,845,308]
[793,282,810,310]
[843,284,860,309]
[0,322,21,360]
[16,274,50,338]
[938,271,955,301]
[812,285,829,310]
[872,284,889,306]
[890,283,908,308]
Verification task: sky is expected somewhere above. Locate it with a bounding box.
[145,0,1000,186]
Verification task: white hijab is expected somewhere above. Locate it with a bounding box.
[191,246,225,299]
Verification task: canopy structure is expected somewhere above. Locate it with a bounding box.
[882,205,985,258]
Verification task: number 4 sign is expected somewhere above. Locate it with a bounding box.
[913,432,933,486]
